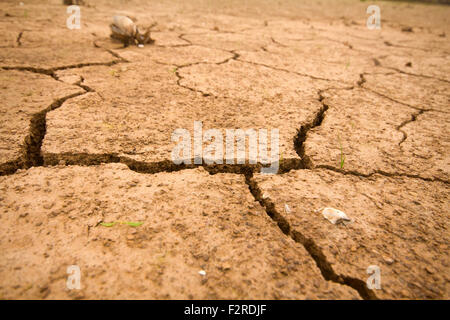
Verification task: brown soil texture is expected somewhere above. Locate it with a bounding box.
[0,0,449,299]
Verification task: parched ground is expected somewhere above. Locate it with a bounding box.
[0,0,449,299]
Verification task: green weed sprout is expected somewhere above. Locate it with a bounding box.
[100,221,143,227]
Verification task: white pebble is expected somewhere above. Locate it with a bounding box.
[284,204,291,213]
[198,270,206,276]
[321,207,351,225]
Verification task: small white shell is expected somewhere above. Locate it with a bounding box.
[198,270,206,276]
[321,207,351,225]
[138,44,144,48]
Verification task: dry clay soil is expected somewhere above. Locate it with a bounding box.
[0,0,449,299]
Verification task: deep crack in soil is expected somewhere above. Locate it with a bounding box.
[16,31,23,47]
[294,92,330,169]
[397,109,426,146]
[1,0,449,299]
[22,92,88,169]
[245,173,378,300]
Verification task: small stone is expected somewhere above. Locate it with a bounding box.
[321,207,351,225]
[405,62,412,67]
[425,266,434,274]
[384,256,394,265]
[43,202,54,210]
[198,270,206,276]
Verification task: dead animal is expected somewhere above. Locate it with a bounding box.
[110,15,155,47]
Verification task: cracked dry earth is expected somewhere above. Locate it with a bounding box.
[0,0,449,300]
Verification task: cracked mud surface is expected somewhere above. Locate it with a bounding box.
[0,164,358,299]
[254,170,449,299]
[0,0,449,299]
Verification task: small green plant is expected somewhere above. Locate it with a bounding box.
[100,221,143,227]
[338,134,345,169]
